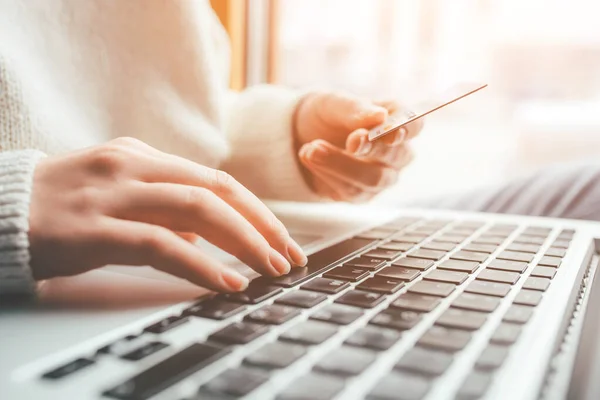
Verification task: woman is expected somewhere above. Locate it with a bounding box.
[0,1,418,297]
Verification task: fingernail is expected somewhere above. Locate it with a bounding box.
[221,269,249,291]
[395,127,408,144]
[269,248,291,275]
[307,143,328,164]
[287,239,308,266]
[355,136,373,156]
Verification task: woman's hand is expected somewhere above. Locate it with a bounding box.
[28,137,307,292]
[294,92,423,202]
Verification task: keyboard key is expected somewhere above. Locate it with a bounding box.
[391,293,441,313]
[379,241,414,252]
[437,309,487,331]
[365,248,403,260]
[418,326,471,352]
[223,283,282,304]
[144,316,189,334]
[487,224,517,234]
[475,345,509,370]
[345,325,402,351]
[503,304,534,324]
[531,266,556,279]
[421,241,456,252]
[463,243,497,254]
[452,293,500,313]
[311,303,363,325]
[276,373,344,400]
[275,290,326,308]
[345,256,387,271]
[395,347,454,376]
[523,277,551,291]
[323,266,370,282]
[103,343,229,400]
[409,249,446,261]
[42,358,95,380]
[357,277,405,294]
[472,236,505,246]
[523,226,551,236]
[476,269,520,285]
[202,367,268,397]
[184,299,246,320]
[368,372,431,400]
[553,240,571,249]
[490,323,521,344]
[456,371,492,400]
[392,233,427,243]
[452,251,488,263]
[513,289,543,306]
[438,259,480,273]
[487,259,528,273]
[336,290,385,308]
[456,220,485,229]
[437,234,469,244]
[538,256,562,267]
[209,322,269,345]
[392,257,434,271]
[497,251,534,263]
[269,238,376,287]
[412,226,440,235]
[121,341,168,361]
[280,320,338,345]
[246,304,301,325]
[245,341,306,369]
[314,346,376,376]
[505,243,540,254]
[377,266,420,281]
[424,269,468,284]
[302,277,350,294]
[546,248,566,258]
[357,229,395,240]
[465,281,511,297]
[514,235,546,245]
[371,309,422,331]
[408,281,455,297]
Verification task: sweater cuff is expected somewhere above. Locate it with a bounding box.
[222,85,322,201]
[0,150,46,298]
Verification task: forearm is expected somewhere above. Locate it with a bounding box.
[0,150,46,299]
[221,85,321,201]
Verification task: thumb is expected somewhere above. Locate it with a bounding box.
[319,92,388,132]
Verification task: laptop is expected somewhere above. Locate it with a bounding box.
[2,201,600,400]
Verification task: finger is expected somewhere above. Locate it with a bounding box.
[112,182,291,277]
[346,130,414,169]
[314,92,388,133]
[176,232,200,243]
[299,146,356,201]
[372,100,424,140]
[98,218,249,292]
[305,161,377,203]
[128,151,307,267]
[305,140,399,192]
[346,128,407,157]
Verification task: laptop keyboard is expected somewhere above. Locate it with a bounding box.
[39,217,576,400]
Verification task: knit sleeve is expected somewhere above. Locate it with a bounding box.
[0,150,46,299]
[220,84,322,202]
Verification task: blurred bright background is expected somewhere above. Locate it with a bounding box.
[215,0,600,205]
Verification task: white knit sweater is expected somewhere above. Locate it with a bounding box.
[0,0,318,297]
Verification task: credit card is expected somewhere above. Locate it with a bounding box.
[368,82,488,141]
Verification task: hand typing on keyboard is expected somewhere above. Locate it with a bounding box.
[28,137,307,292]
[294,92,423,202]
